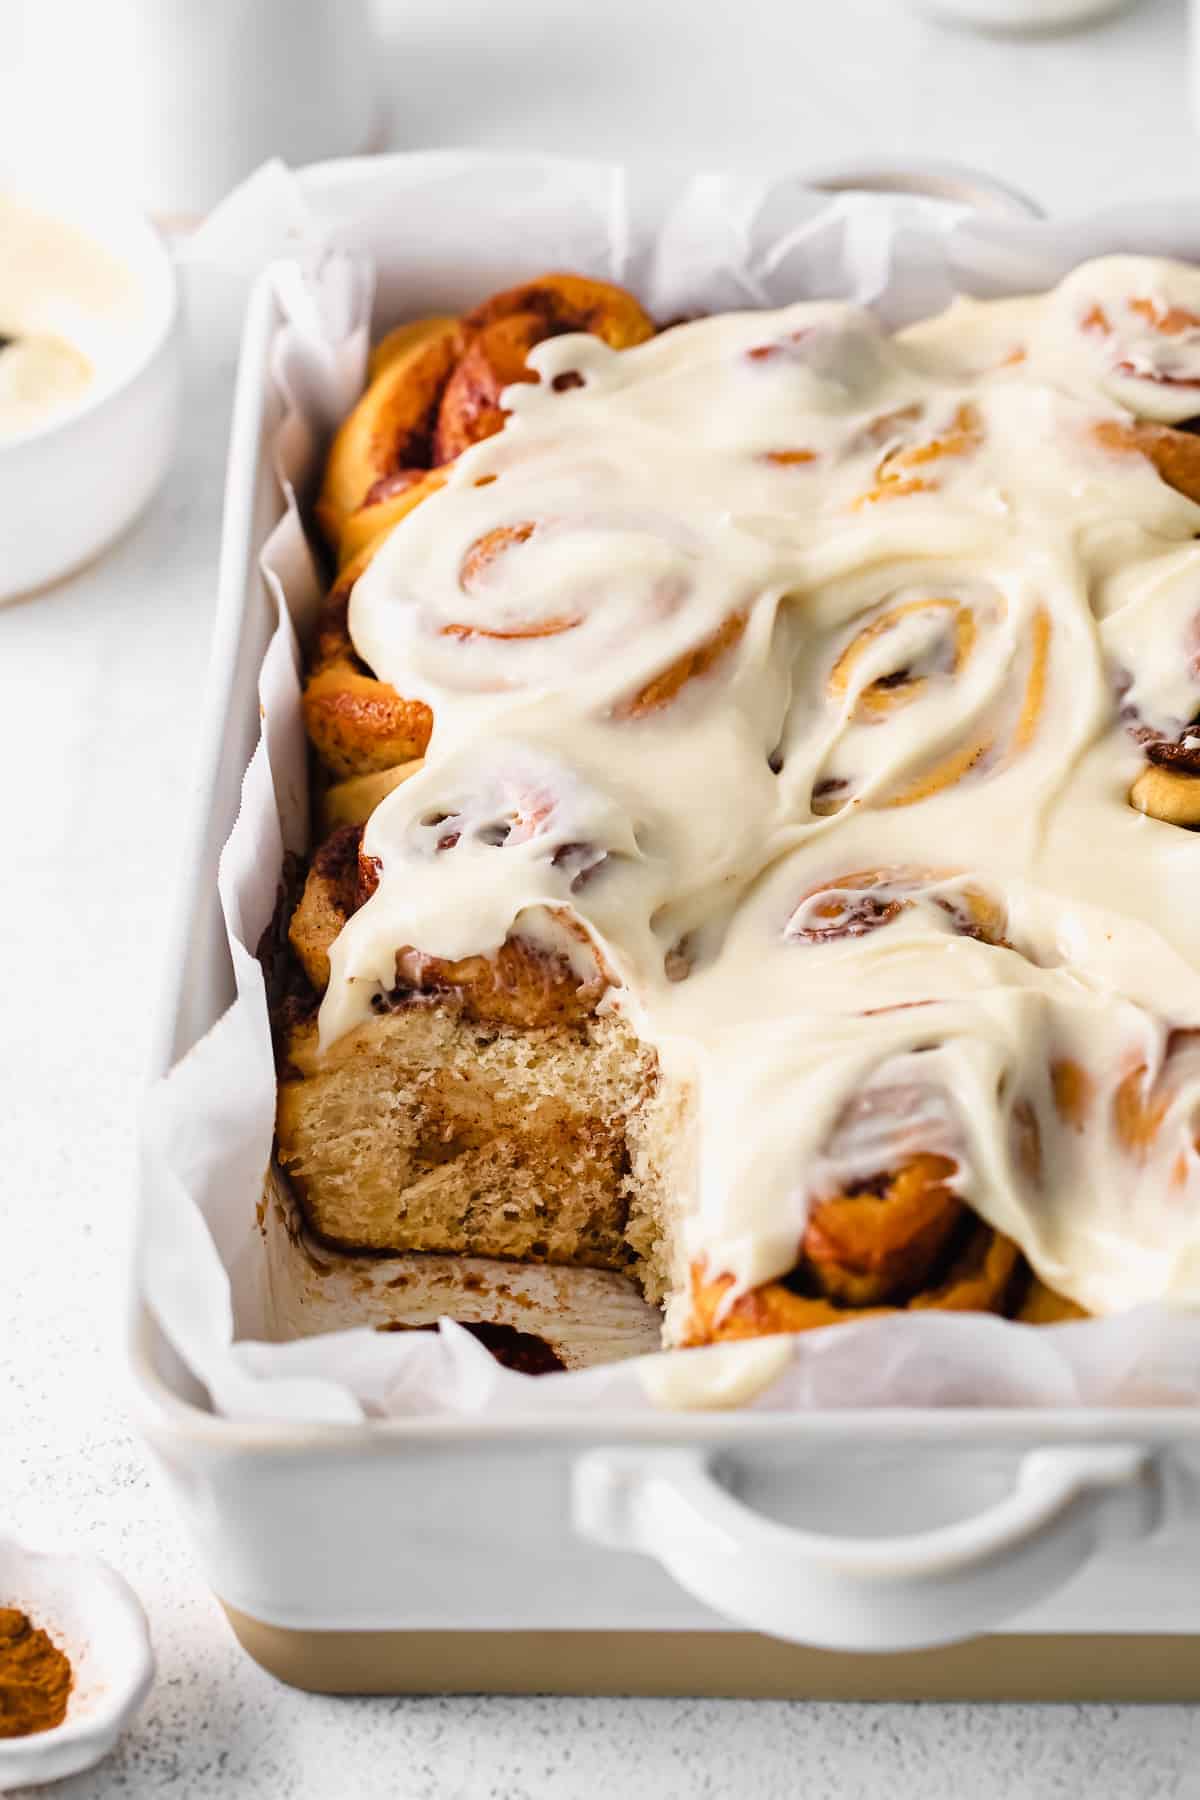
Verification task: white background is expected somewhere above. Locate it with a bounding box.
[5,0,1200,1794]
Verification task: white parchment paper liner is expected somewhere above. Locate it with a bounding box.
[142,152,1200,1423]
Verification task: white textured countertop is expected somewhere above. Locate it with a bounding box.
[4,0,1200,1792]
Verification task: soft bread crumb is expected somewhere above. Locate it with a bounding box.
[278,1005,660,1267]
[623,1071,697,1313]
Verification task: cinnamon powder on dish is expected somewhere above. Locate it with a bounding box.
[0,1607,72,1737]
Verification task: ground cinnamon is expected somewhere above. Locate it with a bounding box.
[0,1607,73,1737]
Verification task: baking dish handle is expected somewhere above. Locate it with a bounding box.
[572,1443,1160,1650]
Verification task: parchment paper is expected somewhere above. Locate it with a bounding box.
[141,152,1200,1423]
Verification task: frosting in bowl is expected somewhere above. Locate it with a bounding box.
[0,193,144,441]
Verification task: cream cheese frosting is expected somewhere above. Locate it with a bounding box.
[0,193,142,439]
[320,255,1200,1329]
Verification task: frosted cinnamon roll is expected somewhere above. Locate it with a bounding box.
[672,964,1200,1345]
[773,567,1053,820]
[675,1014,1115,1348]
[680,1074,1054,1346]
[685,1218,1029,1344]
[669,870,1039,1342]
[348,490,762,721]
[276,798,642,1264]
[303,545,436,779]
[850,400,984,509]
[307,482,773,790]
[316,274,655,562]
[286,818,611,1030]
[902,255,1200,420]
[1101,542,1200,826]
[783,866,1008,950]
[1059,261,1200,423]
[304,273,685,784]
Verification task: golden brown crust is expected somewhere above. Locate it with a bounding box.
[1091,417,1200,506]
[432,313,547,464]
[317,319,464,555]
[676,1129,1074,1346]
[337,468,447,571]
[463,272,658,342]
[1129,761,1200,826]
[682,1222,1024,1346]
[389,930,607,1030]
[317,760,424,834]
[287,824,609,1028]
[302,542,435,779]
[287,824,380,992]
[304,274,657,781]
[302,663,434,780]
[1015,1277,1088,1324]
[317,277,655,558]
[800,1154,964,1306]
[432,275,656,462]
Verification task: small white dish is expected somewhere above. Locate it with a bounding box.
[0,1531,154,1792]
[0,182,179,603]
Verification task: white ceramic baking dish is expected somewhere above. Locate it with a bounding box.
[131,158,1200,1695]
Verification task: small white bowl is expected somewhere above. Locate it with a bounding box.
[0,183,179,603]
[0,1531,154,1791]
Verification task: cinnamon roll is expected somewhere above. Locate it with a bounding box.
[303,546,435,778]
[270,257,1200,1374]
[1105,541,1200,825]
[316,275,655,562]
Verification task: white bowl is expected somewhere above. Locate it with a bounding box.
[0,183,179,603]
[0,1531,154,1791]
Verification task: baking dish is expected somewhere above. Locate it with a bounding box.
[133,155,1200,1690]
